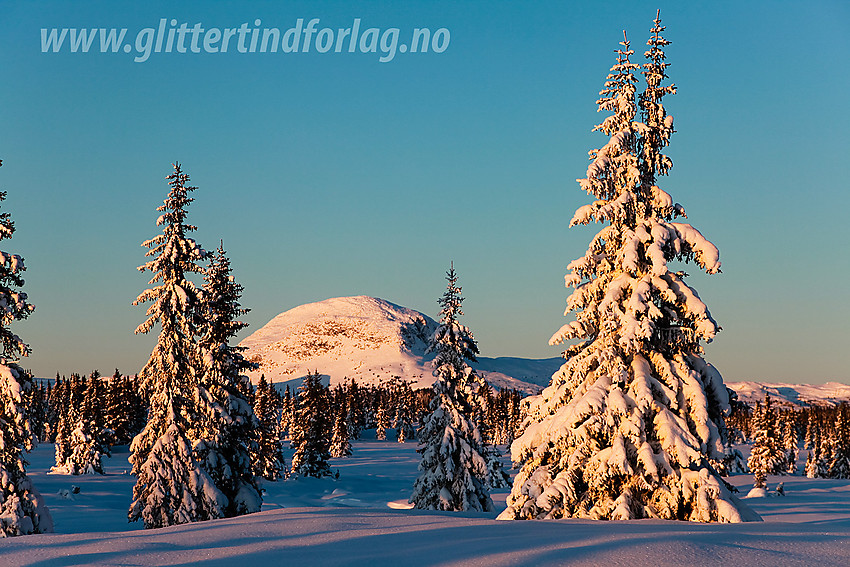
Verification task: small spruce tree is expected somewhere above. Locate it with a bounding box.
[49,378,73,473]
[827,405,850,479]
[104,369,132,445]
[67,374,109,475]
[290,372,332,478]
[410,264,493,512]
[747,395,786,485]
[805,449,819,479]
[394,382,415,443]
[375,403,389,441]
[782,414,798,475]
[329,387,352,458]
[346,380,364,440]
[251,375,286,480]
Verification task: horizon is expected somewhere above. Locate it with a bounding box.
[1,1,848,384]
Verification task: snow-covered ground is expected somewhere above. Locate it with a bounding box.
[7,437,850,566]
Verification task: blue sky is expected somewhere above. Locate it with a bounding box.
[0,0,847,383]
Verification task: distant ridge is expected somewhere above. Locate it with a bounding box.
[727,381,850,408]
[240,296,849,405]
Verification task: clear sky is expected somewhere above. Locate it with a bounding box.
[0,0,847,384]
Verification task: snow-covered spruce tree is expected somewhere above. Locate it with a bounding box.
[129,163,227,528]
[279,385,293,439]
[0,161,53,535]
[804,410,819,451]
[329,388,352,458]
[782,413,798,475]
[720,445,747,475]
[827,404,850,479]
[499,16,758,523]
[128,375,149,440]
[346,379,364,441]
[28,379,47,444]
[194,243,262,517]
[44,376,60,443]
[748,428,771,489]
[485,445,511,490]
[251,375,286,480]
[747,396,786,486]
[104,369,131,445]
[471,382,511,489]
[818,442,833,478]
[394,382,415,443]
[476,382,492,439]
[67,375,109,475]
[290,372,332,478]
[375,403,389,441]
[410,264,493,512]
[805,449,819,478]
[49,378,73,473]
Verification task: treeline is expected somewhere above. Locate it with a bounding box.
[222,373,525,481]
[25,368,526,482]
[724,394,850,484]
[27,371,147,474]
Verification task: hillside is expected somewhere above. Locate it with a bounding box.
[239,296,556,393]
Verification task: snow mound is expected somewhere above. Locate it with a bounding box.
[241,296,546,392]
[728,381,850,408]
[745,487,769,499]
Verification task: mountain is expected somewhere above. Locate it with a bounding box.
[239,296,557,394]
[727,381,850,409]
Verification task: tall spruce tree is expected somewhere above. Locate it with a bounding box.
[499,15,758,522]
[410,264,493,512]
[0,160,53,535]
[195,243,262,517]
[129,163,226,528]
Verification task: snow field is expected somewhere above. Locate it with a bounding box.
[6,437,850,566]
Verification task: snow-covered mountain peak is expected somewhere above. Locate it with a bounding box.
[240,296,438,388]
[239,296,555,393]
